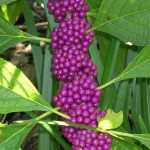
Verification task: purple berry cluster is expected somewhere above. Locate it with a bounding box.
[50,18,95,52]
[63,126,112,150]
[47,0,88,22]
[47,0,112,149]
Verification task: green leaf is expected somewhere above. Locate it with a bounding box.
[0,121,36,150]
[108,130,150,149]
[0,12,50,53]
[0,0,17,6]
[98,46,150,89]
[39,122,71,150]
[92,0,150,46]
[0,58,64,117]
[133,134,150,148]
[85,0,102,10]
[0,124,7,128]
[97,109,123,130]
[89,40,104,84]
[111,138,139,150]
[112,127,142,150]
[138,116,148,134]
[1,0,24,24]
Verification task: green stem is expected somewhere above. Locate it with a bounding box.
[39,121,97,132]
[29,36,51,43]
[97,79,116,90]
[36,108,60,121]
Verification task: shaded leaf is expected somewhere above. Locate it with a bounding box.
[138,116,148,134]
[85,0,102,10]
[89,41,104,84]
[0,12,50,53]
[97,109,123,130]
[0,122,36,150]
[92,0,150,46]
[1,0,24,24]
[0,0,16,6]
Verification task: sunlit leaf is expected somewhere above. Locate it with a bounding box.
[97,109,123,130]
[0,58,62,117]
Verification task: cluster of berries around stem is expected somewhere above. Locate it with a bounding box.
[47,0,112,149]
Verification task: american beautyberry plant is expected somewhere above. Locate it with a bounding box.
[0,0,150,150]
[48,1,112,149]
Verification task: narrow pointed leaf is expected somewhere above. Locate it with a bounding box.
[0,122,36,150]
[98,46,150,89]
[0,12,50,53]
[92,0,150,46]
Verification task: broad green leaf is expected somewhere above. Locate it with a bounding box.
[0,0,16,6]
[0,58,66,118]
[92,0,150,46]
[0,122,36,150]
[0,12,50,53]
[97,109,123,130]
[98,46,150,89]
[85,0,102,10]
[1,0,24,24]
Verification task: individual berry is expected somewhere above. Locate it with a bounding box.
[47,0,88,22]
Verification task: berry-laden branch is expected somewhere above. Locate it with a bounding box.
[47,0,112,149]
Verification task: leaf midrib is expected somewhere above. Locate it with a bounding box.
[0,123,34,146]
[0,34,33,39]
[115,57,150,81]
[0,85,51,111]
[92,7,150,30]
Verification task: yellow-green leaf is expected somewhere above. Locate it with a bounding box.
[97,109,123,130]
